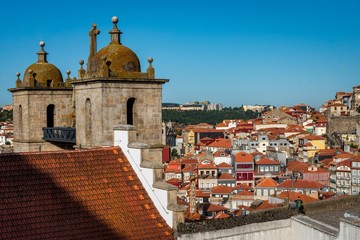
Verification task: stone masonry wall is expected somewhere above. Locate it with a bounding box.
[74,81,163,147]
[327,115,360,134]
[12,89,73,152]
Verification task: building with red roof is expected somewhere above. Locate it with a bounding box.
[276,179,323,199]
[254,157,281,180]
[197,160,218,192]
[233,151,255,187]
[269,191,319,204]
[255,178,278,200]
[213,150,232,165]
[206,138,232,152]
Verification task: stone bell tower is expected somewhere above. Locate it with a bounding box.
[8,41,73,152]
[72,16,168,148]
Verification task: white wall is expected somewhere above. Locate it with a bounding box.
[114,129,173,227]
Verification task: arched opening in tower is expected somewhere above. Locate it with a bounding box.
[18,105,23,138]
[85,99,92,145]
[46,104,55,128]
[127,97,136,125]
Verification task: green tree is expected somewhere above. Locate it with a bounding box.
[171,148,179,159]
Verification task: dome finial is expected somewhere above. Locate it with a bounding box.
[112,16,118,24]
[78,59,86,79]
[147,57,155,78]
[15,72,22,87]
[109,16,122,44]
[37,40,48,63]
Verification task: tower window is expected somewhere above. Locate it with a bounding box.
[46,104,55,127]
[85,99,92,145]
[127,97,135,125]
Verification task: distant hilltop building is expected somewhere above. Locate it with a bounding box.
[242,104,274,112]
[1,105,13,111]
[207,103,223,111]
[162,101,223,111]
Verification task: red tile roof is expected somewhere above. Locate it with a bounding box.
[236,190,254,196]
[333,153,355,159]
[0,147,173,240]
[211,185,233,194]
[182,164,196,173]
[252,200,282,211]
[195,190,210,198]
[203,204,229,212]
[198,161,217,169]
[234,152,253,163]
[218,172,235,180]
[233,184,252,191]
[213,150,230,157]
[217,162,232,168]
[214,212,231,219]
[256,178,278,188]
[287,160,308,171]
[207,138,232,148]
[276,191,319,203]
[277,179,323,189]
[301,135,325,141]
[256,157,280,165]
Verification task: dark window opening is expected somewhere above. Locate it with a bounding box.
[46,104,55,127]
[127,97,136,125]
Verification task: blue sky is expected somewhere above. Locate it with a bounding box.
[1,0,359,108]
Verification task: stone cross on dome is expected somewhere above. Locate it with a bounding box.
[88,24,100,57]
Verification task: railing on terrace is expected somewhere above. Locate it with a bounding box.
[42,127,76,144]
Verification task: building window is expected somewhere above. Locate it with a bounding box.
[127,97,136,125]
[18,105,23,137]
[85,99,92,145]
[46,104,55,127]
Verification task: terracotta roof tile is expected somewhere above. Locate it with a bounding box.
[211,185,233,194]
[203,203,229,212]
[234,152,253,163]
[276,191,319,203]
[233,184,252,191]
[214,212,231,219]
[207,138,232,148]
[213,150,230,157]
[277,179,323,189]
[237,190,254,196]
[195,190,210,198]
[218,172,235,180]
[198,161,217,169]
[217,162,232,168]
[256,178,278,188]
[256,157,280,165]
[0,147,173,239]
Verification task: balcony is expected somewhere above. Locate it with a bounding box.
[43,127,76,144]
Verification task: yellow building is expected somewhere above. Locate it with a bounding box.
[298,135,326,163]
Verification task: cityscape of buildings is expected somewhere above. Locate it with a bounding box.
[0,16,360,240]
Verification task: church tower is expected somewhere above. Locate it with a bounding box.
[72,16,168,148]
[9,41,73,152]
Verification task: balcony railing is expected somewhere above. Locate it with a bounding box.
[43,127,76,144]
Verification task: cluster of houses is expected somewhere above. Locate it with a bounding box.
[0,122,13,148]
[0,105,14,149]
[163,101,360,221]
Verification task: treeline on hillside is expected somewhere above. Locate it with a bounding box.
[0,109,13,122]
[162,108,260,125]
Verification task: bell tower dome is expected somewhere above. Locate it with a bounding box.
[8,41,73,152]
[72,16,168,148]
